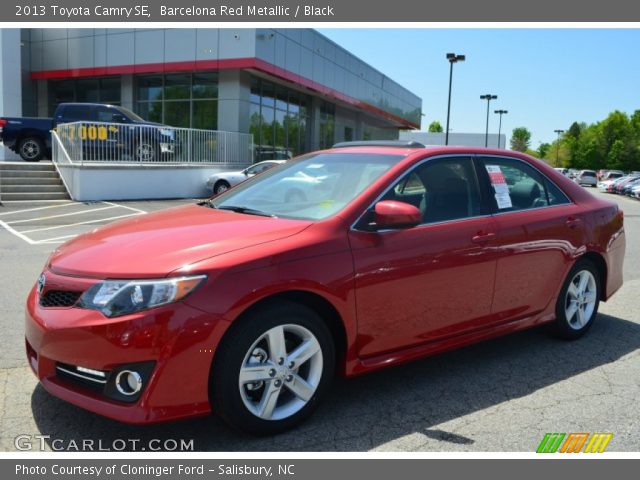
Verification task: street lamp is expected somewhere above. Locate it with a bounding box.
[554,129,565,165]
[445,53,465,146]
[494,109,508,149]
[480,94,498,147]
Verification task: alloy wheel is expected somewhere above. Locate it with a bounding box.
[238,324,323,421]
[564,270,597,330]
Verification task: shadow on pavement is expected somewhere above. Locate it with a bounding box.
[30,313,640,451]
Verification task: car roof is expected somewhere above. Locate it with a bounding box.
[323,144,532,158]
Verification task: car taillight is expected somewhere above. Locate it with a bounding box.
[0,118,7,128]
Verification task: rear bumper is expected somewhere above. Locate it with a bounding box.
[603,230,625,301]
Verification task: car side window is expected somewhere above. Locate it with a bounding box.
[96,107,117,123]
[60,106,97,123]
[382,157,482,224]
[481,157,570,212]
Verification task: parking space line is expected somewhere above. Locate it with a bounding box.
[0,220,38,245]
[103,201,146,214]
[34,234,79,243]
[5,205,118,224]
[0,202,75,217]
[19,212,146,234]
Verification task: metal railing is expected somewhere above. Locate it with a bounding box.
[51,130,75,198]
[54,122,254,166]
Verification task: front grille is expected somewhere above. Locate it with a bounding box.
[39,290,82,308]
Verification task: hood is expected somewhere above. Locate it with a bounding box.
[48,205,312,278]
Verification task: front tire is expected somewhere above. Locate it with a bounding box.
[214,181,230,195]
[18,137,45,162]
[134,142,158,162]
[211,301,335,435]
[550,259,601,340]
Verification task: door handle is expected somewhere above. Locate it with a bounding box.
[566,216,582,229]
[471,232,496,244]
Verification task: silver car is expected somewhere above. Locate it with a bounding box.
[206,160,287,195]
[575,170,597,187]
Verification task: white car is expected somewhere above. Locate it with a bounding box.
[632,183,640,199]
[575,170,597,187]
[206,160,287,195]
[597,179,617,191]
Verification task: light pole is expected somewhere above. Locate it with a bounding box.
[445,53,465,146]
[554,129,564,165]
[494,109,508,149]
[480,94,498,147]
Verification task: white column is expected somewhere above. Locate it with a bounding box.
[0,29,23,160]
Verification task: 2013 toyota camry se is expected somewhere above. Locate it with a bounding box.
[25,141,625,434]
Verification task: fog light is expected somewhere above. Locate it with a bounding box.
[115,370,143,396]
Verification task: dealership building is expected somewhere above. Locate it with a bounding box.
[1,28,422,161]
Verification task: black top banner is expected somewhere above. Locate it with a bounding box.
[6,0,640,22]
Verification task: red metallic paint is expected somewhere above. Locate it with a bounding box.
[373,200,422,227]
[25,146,625,424]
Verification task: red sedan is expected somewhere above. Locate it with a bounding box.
[25,141,625,434]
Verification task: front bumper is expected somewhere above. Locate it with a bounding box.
[25,270,228,424]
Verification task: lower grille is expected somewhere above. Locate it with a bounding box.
[40,290,82,308]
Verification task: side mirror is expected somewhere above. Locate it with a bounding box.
[112,114,127,123]
[374,200,421,229]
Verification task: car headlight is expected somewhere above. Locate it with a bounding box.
[78,275,206,317]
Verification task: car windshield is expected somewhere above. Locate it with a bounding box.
[115,106,146,123]
[209,152,404,220]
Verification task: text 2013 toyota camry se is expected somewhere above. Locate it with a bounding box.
[25,141,625,434]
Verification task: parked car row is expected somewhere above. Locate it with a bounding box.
[599,173,640,199]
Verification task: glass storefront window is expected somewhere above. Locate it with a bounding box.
[137,76,162,102]
[135,73,218,129]
[100,78,121,104]
[261,82,275,108]
[260,106,275,147]
[249,76,312,159]
[164,74,190,100]
[274,109,286,149]
[136,101,162,123]
[164,101,190,128]
[48,77,121,115]
[76,79,99,102]
[193,73,218,99]
[192,100,217,130]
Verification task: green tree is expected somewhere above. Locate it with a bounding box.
[537,142,551,159]
[567,122,582,140]
[510,127,532,152]
[428,121,443,133]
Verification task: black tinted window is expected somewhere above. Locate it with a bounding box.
[60,105,96,122]
[481,157,570,212]
[382,157,481,224]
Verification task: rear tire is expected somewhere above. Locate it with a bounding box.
[211,301,335,435]
[18,137,45,162]
[550,259,601,340]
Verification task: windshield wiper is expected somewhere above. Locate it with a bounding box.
[216,205,276,217]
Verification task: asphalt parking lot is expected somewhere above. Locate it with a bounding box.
[0,190,638,452]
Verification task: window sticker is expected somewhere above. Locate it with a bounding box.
[485,165,513,209]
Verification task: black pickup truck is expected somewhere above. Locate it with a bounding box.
[0,103,174,162]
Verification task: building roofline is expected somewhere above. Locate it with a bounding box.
[30,57,420,129]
